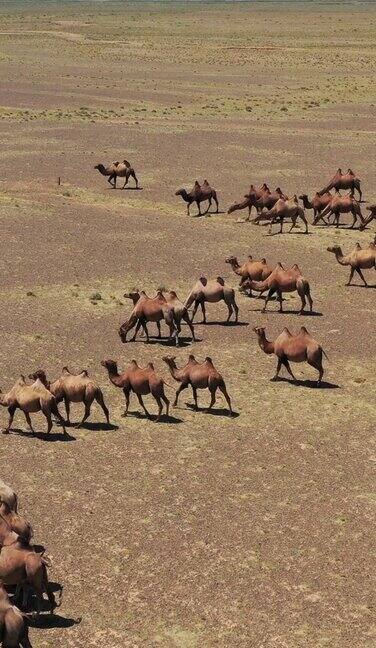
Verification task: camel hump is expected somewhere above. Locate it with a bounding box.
[130,359,138,366]
[194,180,201,188]
[113,161,120,167]
[62,366,70,374]
[260,258,266,264]
[147,362,154,370]
[188,354,196,362]
[291,263,300,271]
[123,159,131,167]
[205,356,214,365]
[299,326,309,335]
[247,254,253,260]
[169,290,178,298]
[80,369,89,377]
[347,168,354,175]
[203,179,210,186]
[282,327,292,336]
[276,262,283,268]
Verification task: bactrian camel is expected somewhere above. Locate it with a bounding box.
[266,196,309,235]
[327,241,376,286]
[315,192,365,229]
[94,160,139,189]
[0,376,66,435]
[225,255,273,298]
[0,478,18,512]
[227,186,286,221]
[29,368,110,427]
[318,168,362,201]
[299,192,333,223]
[244,263,313,314]
[101,359,169,421]
[0,583,33,647]
[0,501,32,546]
[185,277,239,324]
[162,355,233,415]
[254,326,327,386]
[175,180,219,216]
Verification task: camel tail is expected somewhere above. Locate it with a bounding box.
[322,349,329,361]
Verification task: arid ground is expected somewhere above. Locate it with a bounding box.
[0,1,375,646]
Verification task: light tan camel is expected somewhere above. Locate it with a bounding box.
[29,368,110,428]
[162,355,233,414]
[185,277,239,323]
[225,255,273,297]
[299,192,333,223]
[327,242,376,286]
[0,377,66,436]
[94,160,139,189]
[315,192,365,228]
[0,532,62,616]
[266,196,309,234]
[101,359,169,421]
[120,290,176,344]
[244,263,313,314]
[254,326,327,386]
[318,168,362,201]
[0,479,17,512]
[0,583,33,647]
[175,180,219,216]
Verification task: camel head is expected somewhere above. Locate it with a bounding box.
[123,290,140,303]
[101,359,118,374]
[228,203,239,214]
[253,326,266,338]
[28,369,49,387]
[8,511,33,544]
[175,188,188,201]
[327,245,341,255]
[225,256,238,267]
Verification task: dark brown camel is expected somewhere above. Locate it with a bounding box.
[318,168,362,201]
[175,180,219,216]
[299,192,333,223]
[228,186,286,221]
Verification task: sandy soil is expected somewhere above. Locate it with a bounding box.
[0,2,375,647]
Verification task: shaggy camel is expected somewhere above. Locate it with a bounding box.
[29,368,110,428]
[175,180,219,216]
[0,377,66,436]
[315,192,365,228]
[254,326,327,386]
[225,255,273,297]
[228,186,286,221]
[120,290,187,345]
[244,263,313,314]
[162,355,233,414]
[299,192,333,223]
[101,359,169,421]
[94,160,139,189]
[266,197,309,234]
[0,480,17,512]
[318,168,362,201]
[327,242,376,286]
[0,532,61,616]
[0,502,32,546]
[0,583,33,648]
[185,277,239,324]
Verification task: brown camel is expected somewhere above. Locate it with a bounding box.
[101,359,169,421]
[94,160,139,189]
[119,290,183,345]
[359,204,376,230]
[0,480,17,512]
[0,583,33,647]
[175,180,219,216]
[162,355,233,415]
[318,168,362,201]
[185,276,239,324]
[0,377,66,436]
[315,192,365,228]
[244,263,313,314]
[29,368,110,428]
[299,192,333,223]
[0,502,32,547]
[254,326,327,386]
[327,242,376,286]
[228,186,286,221]
[266,196,309,234]
[225,255,273,297]
[0,532,61,616]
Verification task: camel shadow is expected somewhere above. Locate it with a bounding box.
[140,336,195,348]
[186,403,239,417]
[10,428,76,442]
[267,231,312,237]
[122,186,143,191]
[273,377,339,389]
[76,421,119,431]
[253,308,323,317]
[196,320,249,327]
[347,283,376,289]
[124,411,183,424]
[29,613,81,629]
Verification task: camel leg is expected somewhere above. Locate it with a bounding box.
[161,394,169,417]
[122,173,129,189]
[204,198,211,214]
[108,174,116,188]
[76,399,93,428]
[95,390,110,423]
[187,203,190,216]
[132,171,139,188]
[218,382,233,415]
[346,267,355,286]
[271,358,283,381]
[356,267,368,286]
[196,200,202,216]
[24,412,35,435]
[307,358,324,386]
[214,195,219,213]
[20,625,34,648]
[183,312,196,341]
[349,208,357,229]
[233,299,239,323]
[156,320,161,339]
[136,394,150,418]
[200,301,207,324]
[173,383,188,407]
[3,406,16,433]
[130,319,143,342]
[225,302,233,323]
[277,290,283,313]
[42,410,53,434]
[191,301,199,323]
[154,396,163,422]
[262,287,276,313]
[191,385,198,410]
[207,387,216,411]
[300,212,309,234]
[64,397,70,424]
[123,389,130,416]
[281,357,296,381]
